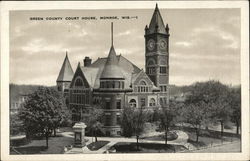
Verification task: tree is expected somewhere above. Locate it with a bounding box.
[121,106,147,150]
[19,87,66,148]
[228,87,241,134]
[10,113,24,136]
[159,101,177,144]
[82,106,103,142]
[121,107,134,137]
[186,80,231,138]
[184,102,208,142]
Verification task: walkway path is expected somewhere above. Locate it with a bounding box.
[62,130,191,154]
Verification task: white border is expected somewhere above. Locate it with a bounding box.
[1,1,249,161]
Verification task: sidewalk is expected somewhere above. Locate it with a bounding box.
[62,130,190,154]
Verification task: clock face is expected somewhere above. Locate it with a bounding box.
[147,39,155,51]
[159,39,167,49]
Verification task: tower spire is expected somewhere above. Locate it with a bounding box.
[111,22,113,46]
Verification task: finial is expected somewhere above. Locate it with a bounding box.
[77,62,80,67]
[111,22,113,46]
[66,51,68,57]
[156,3,158,10]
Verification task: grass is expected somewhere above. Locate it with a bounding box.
[142,131,178,141]
[110,142,186,153]
[87,141,110,151]
[10,135,73,154]
[186,130,240,148]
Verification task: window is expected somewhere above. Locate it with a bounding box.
[137,80,149,93]
[147,59,155,66]
[116,100,121,109]
[105,101,110,109]
[160,67,167,74]
[100,82,104,88]
[117,115,121,125]
[141,98,146,107]
[140,81,147,85]
[149,98,156,106]
[58,86,62,91]
[147,67,156,74]
[129,99,137,108]
[160,86,167,92]
[75,78,84,87]
[160,98,164,105]
[105,115,111,126]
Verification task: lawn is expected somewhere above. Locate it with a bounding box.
[142,131,178,141]
[110,142,186,153]
[10,136,73,154]
[185,130,240,148]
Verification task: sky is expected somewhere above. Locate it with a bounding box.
[9,7,241,86]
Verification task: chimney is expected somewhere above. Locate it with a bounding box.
[84,56,92,67]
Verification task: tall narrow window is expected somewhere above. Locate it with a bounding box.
[160,67,167,74]
[141,98,146,107]
[117,115,121,125]
[75,78,84,87]
[149,98,156,106]
[116,100,121,109]
[105,101,110,109]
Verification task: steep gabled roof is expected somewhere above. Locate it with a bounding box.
[147,4,167,35]
[100,46,124,79]
[80,67,99,88]
[57,53,74,82]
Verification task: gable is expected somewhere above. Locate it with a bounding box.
[133,70,154,86]
[70,66,90,89]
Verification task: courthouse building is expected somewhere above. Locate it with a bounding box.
[56,4,170,136]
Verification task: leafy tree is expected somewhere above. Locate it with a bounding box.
[121,107,134,137]
[184,102,208,142]
[10,113,23,136]
[228,87,241,134]
[186,80,231,138]
[121,106,147,150]
[159,101,177,144]
[82,106,103,142]
[19,87,66,148]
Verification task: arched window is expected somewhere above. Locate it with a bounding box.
[147,59,155,66]
[129,99,137,108]
[75,78,83,87]
[137,80,149,93]
[140,80,147,85]
[149,98,156,106]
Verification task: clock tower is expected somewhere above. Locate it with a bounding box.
[145,4,170,106]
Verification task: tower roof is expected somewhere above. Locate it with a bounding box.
[57,52,74,82]
[100,46,124,79]
[100,23,124,79]
[147,4,167,34]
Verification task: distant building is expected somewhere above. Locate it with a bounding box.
[57,4,170,136]
[10,94,28,114]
